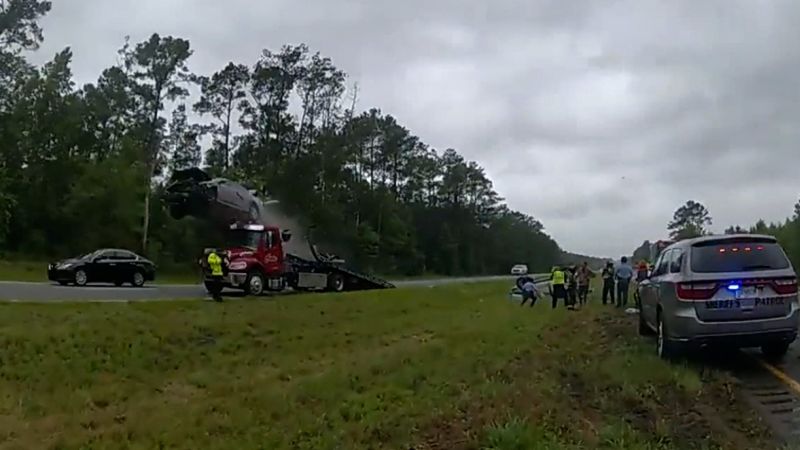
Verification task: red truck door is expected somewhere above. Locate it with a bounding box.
[261,229,284,275]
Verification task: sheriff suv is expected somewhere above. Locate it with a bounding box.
[637,234,799,360]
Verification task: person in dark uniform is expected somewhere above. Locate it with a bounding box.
[601,261,615,305]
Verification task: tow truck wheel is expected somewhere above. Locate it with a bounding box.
[327,273,345,292]
[246,271,265,296]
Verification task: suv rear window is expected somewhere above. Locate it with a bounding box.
[690,238,791,273]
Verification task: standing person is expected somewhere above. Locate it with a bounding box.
[576,261,594,305]
[636,260,649,283]
[615,256,634,308]
[566,265,578,310]
[519,277,540,307]
[206,250,226,302]
[550,266,567,309]
[634,260,649,309]
[601,261,615,305]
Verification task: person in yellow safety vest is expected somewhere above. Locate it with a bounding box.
[550,266,567,309]
[206,251,225,302]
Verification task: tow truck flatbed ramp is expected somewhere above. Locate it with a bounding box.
[286,253,395,290]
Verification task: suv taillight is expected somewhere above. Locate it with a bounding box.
[773,277,798,295]
[676,282,718,300]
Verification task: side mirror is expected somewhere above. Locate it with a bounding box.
[281,229,292,242]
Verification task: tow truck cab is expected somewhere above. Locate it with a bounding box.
[202,222,345,295]
[203,222,288,294]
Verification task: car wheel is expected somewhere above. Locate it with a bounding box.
[657,312,679,360]
[248,202,260,222]
[762,341,791,360]
[74,269,88,286]
[169,205,188,220]
[131,271,145,287]
[639,310,654,336]
[245,271,265,296]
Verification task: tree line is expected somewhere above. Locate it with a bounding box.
[631,199,800,269]
[0,0,563,275]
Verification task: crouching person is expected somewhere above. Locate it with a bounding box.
[520,277,540,307]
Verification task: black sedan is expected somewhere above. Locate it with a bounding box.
[47,249,156,287]
[164,167,266,226]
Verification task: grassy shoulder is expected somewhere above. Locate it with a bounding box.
[0,282,777,449]
[0,260,201,285]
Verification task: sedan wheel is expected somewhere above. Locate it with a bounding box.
[74,269,88,286]
[132,271,145,287]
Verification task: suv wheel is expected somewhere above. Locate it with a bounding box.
[762,341,790,360]
[657,313,679,360]
[639,310,654,336]
[246,271,265,296]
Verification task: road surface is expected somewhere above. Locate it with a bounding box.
[0,274,541,303]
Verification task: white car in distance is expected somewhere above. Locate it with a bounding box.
[510,264,529,275]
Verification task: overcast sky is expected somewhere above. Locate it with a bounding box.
[28,0,800,257]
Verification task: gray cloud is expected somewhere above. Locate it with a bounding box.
[27,0,800,256]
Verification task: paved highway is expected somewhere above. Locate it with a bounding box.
[0,274,535,303]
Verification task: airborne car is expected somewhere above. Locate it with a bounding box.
[47,249,156,287]
[165,167,264,227]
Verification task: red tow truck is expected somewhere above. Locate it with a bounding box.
[200,222,395,295]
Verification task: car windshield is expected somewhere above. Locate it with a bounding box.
[227,230,262,250]
[690,239,791,273]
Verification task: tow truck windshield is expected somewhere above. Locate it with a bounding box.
[226,230,263,250]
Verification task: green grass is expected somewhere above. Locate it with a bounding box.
[0,282,777,449]
[0,260,201,284]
